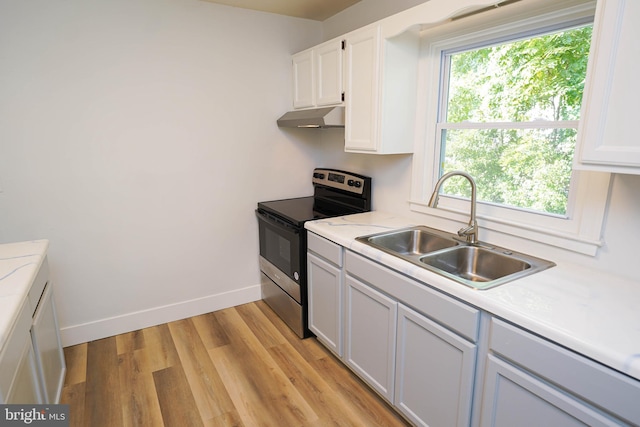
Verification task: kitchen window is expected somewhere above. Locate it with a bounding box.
[410,0,610,256]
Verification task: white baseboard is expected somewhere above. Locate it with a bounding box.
[59,284,261,347]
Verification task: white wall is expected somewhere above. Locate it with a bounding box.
[0,0,325,345]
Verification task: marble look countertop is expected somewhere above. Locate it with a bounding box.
[305,211,640,382]
[0,240,49,351]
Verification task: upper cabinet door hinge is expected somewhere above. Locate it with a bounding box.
[341,40,346,50]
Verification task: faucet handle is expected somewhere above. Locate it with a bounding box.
[457,223,478,243]
[457,225,473,236]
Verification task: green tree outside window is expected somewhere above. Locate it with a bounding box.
[439,25,593,216]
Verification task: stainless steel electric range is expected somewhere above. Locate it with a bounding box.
[256,168,372,338]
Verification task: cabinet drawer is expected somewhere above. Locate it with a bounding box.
[490,318,640,426]
[308,233,343,267]
[27,257,49,316]
[0,301,32,401]
[346,251,479,342]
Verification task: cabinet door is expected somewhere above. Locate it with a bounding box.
[345,25,380,152]
[395,304,476,427]
[576,0,640,173]
[480,355,622,427]
[308,253,343,356]
[0,301,40,404]
[345,275,396,401]
[31,283,66,404]
[316,40,343,106]
[7,338,42,404]
[292,50,314,109]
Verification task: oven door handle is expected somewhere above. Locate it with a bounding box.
[256,210,300,235]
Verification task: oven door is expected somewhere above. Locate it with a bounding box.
[256,209,302,286]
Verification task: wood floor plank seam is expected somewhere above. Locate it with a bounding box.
[168,318,237,422]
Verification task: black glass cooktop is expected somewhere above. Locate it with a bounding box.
[257,196,328,227]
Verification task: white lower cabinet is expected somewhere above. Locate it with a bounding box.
[481,318,640,427]
[345,275,397,401]
[343,249,479,422]
[481,355,619,427]
[395,304,477,427]
[0,257,65,404]
[307,233,345,357]
[308,252,343,356]
[0,302,42,404]
[308,234,640,426]
[8,338,41,404]
[31,282,66,404]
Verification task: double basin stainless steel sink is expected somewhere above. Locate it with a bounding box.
[356,226,555,290]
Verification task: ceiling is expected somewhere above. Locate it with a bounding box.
[199,0,362,21]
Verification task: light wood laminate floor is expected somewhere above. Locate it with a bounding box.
[61,301,410,427]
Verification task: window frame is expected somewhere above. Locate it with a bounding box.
[409,0,610,256]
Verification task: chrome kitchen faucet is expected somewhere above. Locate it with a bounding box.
[428,171,478,244]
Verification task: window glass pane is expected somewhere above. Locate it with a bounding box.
[439,24,592,216]
[446,25,592,123]
[441,127,577,215]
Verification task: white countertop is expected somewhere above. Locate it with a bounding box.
[305,211,640,382]
[0,240,49,351]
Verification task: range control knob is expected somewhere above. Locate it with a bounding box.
[313,173,325,179]
[354,181,362,188]
[347,179,355,186]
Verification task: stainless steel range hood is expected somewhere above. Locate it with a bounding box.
[277,106,344,128]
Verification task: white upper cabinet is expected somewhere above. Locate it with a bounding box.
[292,50,314,109]
[290,0,514,154]
[575,0,640,174]
[315,41,344,106]
[292,38,343,110]
[343,24,421,154]
[343,0,503,154]
[344,25,382,152]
